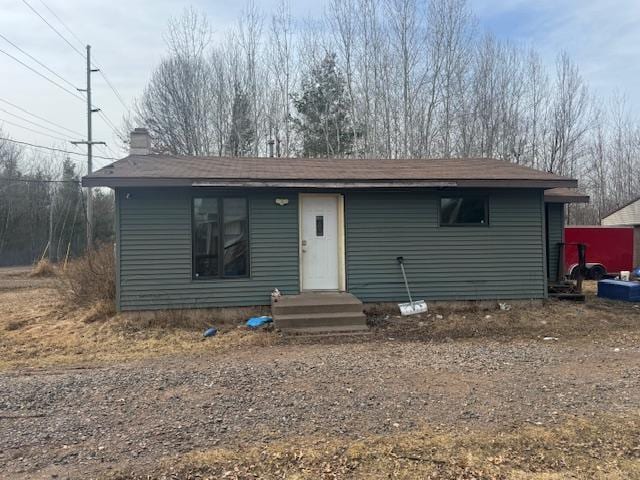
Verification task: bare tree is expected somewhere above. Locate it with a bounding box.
[237,1,264,156]
[137,8,216,155]
[268,0,295,156]
[545,52,590,176]
[129,0,640,225]
[385,0,422,157]
[524,49,549,169]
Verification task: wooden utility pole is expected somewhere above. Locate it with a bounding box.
[72,45,104,249]
[48,184,54,262]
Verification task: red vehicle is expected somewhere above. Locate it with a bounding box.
[564,226,636,279]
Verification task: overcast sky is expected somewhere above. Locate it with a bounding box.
[0,0,639,173]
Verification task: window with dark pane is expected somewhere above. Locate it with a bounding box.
[223,198,248,276]
[192,197,249,279]
[440,196,488,225]
[315,215,324,237]
[193,198,220,277]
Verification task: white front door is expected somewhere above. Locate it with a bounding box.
[300,194,341,291]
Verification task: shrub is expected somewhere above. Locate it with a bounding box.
[58,244,116,312]
[29,259,56,277]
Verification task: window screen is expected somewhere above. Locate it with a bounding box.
[440,196,488,225]
[193,197,248,278]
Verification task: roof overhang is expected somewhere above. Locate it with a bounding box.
[82,177,578,189]
[544,188,589,204]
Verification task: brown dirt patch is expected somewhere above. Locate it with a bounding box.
[366,289,640,343]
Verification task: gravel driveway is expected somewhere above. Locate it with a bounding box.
[2,336,640,479]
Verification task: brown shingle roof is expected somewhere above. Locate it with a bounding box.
[82,154,577,189]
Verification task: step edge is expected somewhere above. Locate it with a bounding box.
[272,312,367,322]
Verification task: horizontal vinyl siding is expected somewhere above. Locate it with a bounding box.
[345,189,546,301]
[117,187,546,310]
[546,203,564,282]
[117,188,299,310]
[602,199,640,226]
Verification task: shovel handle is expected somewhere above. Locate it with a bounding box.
[397,256,413,305]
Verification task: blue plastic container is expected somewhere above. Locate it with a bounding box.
[246,316,273,328]
[203,327,218,337]
[597,280,640,302]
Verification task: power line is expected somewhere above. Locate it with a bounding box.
[37,0,85,47]
[0,47,85,102]
[0,117,70,143]
[0,32,79,91]
[106,144,120,157]
[19,0,126,181]
[36,0,129,111]
[98,142,121,159]
[0,177,79,184]
[0,38,120,146]
[0,137,116,160]
[21,0,85,59]
[0,107,81,139]
[0,98,83,137]
[97,70,128,111]
[97,110,123,139]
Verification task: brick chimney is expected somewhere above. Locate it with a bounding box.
[129,128,151,155]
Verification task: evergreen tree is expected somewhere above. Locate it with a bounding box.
[227,83,255,156]
[293,53,354,157]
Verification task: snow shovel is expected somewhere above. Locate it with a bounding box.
[397,256,428,316]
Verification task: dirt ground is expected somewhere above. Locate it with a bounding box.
[2,267,640,479]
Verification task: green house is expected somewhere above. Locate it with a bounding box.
[83,129,585,326]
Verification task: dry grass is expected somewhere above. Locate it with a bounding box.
[118,306,269,332]
[29,259,56,278]
[0,268,277,370]
[147,413,640,479]
[2,264,640,371]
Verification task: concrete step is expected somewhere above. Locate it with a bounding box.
[283,324,371,337]
[272,301,364,316]
[274,311,367,329]
[272,292,363,316]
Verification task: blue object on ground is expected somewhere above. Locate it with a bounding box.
[597,279,640,302]
[634,266,640,278]
[246,316,273,328]
[203,327,218,337]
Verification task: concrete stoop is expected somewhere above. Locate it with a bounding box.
[272,292,369,335]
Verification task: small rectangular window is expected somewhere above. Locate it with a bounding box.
[316,215,324,237]
[193,197,249,278]
[440,196,488,226]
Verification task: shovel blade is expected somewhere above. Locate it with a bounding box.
[398,300,428,316]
